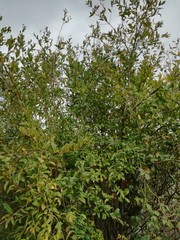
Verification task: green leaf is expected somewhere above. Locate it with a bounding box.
[3,203,13,214]
[139,235,150,240]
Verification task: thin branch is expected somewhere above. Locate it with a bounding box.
[133,86,161,111]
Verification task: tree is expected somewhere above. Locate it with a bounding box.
[0,1,179,239]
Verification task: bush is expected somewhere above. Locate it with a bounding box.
[0,1,179,239]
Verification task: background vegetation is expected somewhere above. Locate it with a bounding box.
[0,0,179,239]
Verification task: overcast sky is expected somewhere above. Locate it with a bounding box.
[0,0,180,46]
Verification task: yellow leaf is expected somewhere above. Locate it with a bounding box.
[38,157,44,163]
[138,114,141,120]
[155,152,160,157]
[66,212,76,224]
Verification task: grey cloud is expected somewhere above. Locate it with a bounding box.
[161,0,180,40]
[0,0,91,43]
[0,0,179,45]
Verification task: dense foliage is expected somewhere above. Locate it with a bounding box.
[0,0,179,239]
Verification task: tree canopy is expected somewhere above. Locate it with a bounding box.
[0,0,179,239]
